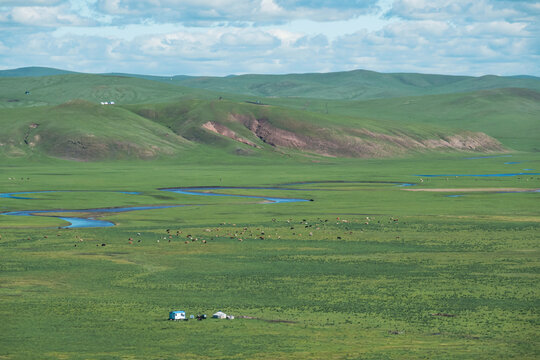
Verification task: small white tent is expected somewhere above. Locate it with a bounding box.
[169,311,186,320]
[212,311,227,319]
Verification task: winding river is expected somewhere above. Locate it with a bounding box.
[2,177,535,228]
[2,205,185,228]
[1,187,311,228]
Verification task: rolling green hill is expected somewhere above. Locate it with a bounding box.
[129,99,504,157]
[318,88,540,152]
[1,69,537,160]
[0,73,221,109]
[0,66,77,77]
[3,67,539,101]
[0,100,192,160]
[0,94,505,161]
[173,70,540,100]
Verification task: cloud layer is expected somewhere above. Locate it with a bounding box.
[0,0,538,76]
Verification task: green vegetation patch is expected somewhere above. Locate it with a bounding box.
[0,157,538,359]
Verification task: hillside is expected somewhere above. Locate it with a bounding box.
[2,69,535,161]
[2,67,539,101]
[0,100,191,161]
[0,66,77,77]
[0,73,219,109]
[0,96,505,161]
[128,99,504,158]
[173,70,540,100]
[317,88,540,152]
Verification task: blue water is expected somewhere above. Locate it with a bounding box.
[416,173,540,177]
[0,191,57,199]
[1,187,308,228]
[446,195,464,198]
[2,181,536,228]
[161,187,309,204]
[0,190,140,199]
[2,205,183,229]
[58,217,114,228]
[504,162,521,164]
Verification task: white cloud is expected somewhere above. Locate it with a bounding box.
[220,30,280,48]
[9,5,90,26]
[92,0,378,25]
[386,0,532,22]
[0,0,63,5]
[0,2,95,27]
[0,0,538,76]
[464,21,529,37]
[259,0,285,16]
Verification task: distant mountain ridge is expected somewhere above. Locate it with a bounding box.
[172,70,540,100]
[2,67,539,101]
[0,67,78,77]
[0,67,538,160]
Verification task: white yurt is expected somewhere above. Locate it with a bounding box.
[212,311,227,319]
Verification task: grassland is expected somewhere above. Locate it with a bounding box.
[0,68,538,359]
[1,154,539,359]
[172,70,540,100]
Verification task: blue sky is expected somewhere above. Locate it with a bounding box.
[0,0,538,76]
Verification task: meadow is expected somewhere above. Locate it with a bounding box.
[0,68,538,358]
[1,153,539,359]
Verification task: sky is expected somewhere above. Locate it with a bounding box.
[0,0,539,76]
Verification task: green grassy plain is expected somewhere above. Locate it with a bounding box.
[0,68,538,358]
[1,154,539,359]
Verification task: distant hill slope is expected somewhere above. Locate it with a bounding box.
[0,69,533,159]
[0,100,192,161]
[173,70,540,100]
[320,88,540,152]
[2,67,539,101]
[0,67,78,77]
[0,97,504,161]
[125,99,504,159]
[102,73,193,83]
[0,73,220,108]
